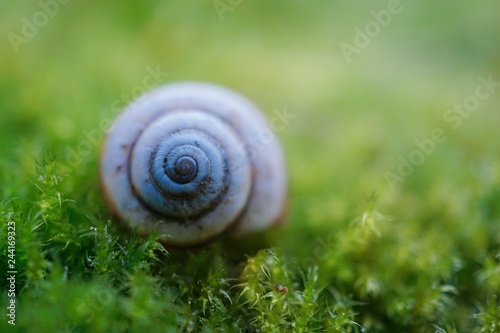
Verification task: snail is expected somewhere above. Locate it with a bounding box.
[100,82,287,247]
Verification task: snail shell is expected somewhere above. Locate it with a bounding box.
[100,82,287,247]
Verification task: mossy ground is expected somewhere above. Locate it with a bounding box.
[1,1,500,332]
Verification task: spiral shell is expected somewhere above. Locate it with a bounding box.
[100,82,287,246]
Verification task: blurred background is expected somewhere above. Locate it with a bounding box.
[1,0,499,199]
[1,0,500,332]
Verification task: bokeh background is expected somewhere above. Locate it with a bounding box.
[1,1,499,332]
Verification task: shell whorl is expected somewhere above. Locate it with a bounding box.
[100,83,287,246]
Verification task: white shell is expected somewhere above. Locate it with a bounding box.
[100,82,287,246]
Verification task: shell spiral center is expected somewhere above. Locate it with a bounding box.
[170,155,197,181]
[130,110,246,222]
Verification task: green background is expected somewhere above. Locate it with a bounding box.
[1,0,499,332]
